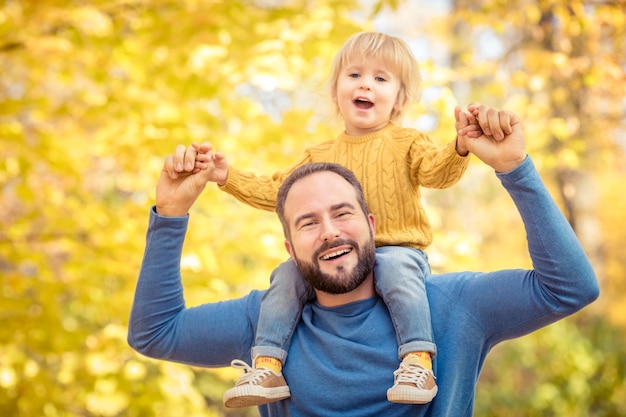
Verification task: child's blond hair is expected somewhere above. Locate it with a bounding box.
[328,32,422,123]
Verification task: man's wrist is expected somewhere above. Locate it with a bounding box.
[155,205,188,217]
[494,154,528,174]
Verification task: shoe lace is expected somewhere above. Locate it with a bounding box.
[230,359,275,386]
[394,361,434,388]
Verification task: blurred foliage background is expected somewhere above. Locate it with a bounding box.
[1,0,625,416]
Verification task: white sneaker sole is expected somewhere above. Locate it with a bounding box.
[224,385,291,408]
[387,385,438,404]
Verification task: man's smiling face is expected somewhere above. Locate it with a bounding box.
[283,170,376,297]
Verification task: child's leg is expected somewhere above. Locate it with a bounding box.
[374,246,438,404]
[223,258,314,408]
[253,258,315,363]
[374,246,435,357]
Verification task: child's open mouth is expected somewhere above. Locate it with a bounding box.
[354,98,374,109]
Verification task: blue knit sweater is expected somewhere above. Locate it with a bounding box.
[128,157,599,416]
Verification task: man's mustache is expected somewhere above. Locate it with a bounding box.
[313,239,359,260]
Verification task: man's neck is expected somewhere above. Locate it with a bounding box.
[314,274,376,307]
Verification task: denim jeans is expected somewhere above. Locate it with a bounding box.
[252,246,436,362]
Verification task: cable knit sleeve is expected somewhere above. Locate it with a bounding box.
[218,151,314,212]
[409,132,470,189]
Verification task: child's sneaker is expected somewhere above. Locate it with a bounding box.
[223,359,291,408]
[386,354,438,404]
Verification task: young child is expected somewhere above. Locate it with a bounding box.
[197,31,476,408]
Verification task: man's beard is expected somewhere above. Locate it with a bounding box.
[292,233,376,294]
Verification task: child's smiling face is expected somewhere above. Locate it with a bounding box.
[334,55,402,136]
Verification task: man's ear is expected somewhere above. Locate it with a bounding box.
[284,240,294,258]
[368,213,376,234]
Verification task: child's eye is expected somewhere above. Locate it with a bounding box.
[375,76,387,82]
[349,73,360,78]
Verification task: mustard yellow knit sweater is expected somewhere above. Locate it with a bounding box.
[220,123,469,249]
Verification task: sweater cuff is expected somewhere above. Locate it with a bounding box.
[445,140,471,167]
[218,165,241,194]
[446,140,472,172]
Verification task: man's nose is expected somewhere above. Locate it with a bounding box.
[320,220,340,242]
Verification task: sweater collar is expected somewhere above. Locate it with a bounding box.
[337,123,398,144]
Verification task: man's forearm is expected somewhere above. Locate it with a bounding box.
[497,157,599,311]
[127,207,188,356]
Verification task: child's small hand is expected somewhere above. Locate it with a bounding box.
[466,103,514,142]
[191,142,229,186]
[459,102,525,172]
[189,142,212,172]
[454,106,481,156]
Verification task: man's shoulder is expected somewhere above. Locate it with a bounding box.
[217,289,265,320]
[425,272,478,309]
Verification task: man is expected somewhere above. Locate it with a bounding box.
[128,103,598,416]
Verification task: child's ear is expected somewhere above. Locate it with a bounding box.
[391,90,408,120]
[396,88,408,109]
